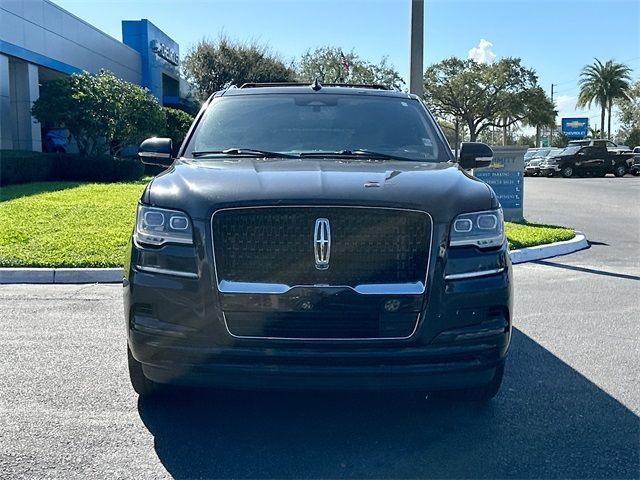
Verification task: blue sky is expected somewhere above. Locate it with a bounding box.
[53,0,640,131]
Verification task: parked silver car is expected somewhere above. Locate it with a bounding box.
[524,148,552,176]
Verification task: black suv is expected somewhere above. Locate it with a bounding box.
[125,83,512,401]
[539,145,633,177]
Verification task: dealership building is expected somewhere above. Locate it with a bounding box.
[0,0,189,151]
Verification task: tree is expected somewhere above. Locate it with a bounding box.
[183,35,296,101]
[552,131,570,148]
[515,134,535,147]
[423,57,553,143]
[437,119,457,147]
[577,58,632,139]
[623,128,640,148]
[587,126,603,139]
[163,107,194,148]
[616,80,640,145]
[523,88,557,147]
[297,47,404,89]
[32,70,165,156]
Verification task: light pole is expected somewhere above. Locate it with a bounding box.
[550,83,556,146]
[409,0,424,97]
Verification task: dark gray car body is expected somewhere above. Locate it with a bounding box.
[124,86,512,393]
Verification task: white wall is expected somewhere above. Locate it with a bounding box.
[0,0,141,83]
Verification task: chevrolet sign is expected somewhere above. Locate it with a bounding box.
[561,117,589,138]
[150,40,179,66]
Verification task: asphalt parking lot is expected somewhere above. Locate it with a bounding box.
[0,176,638,479]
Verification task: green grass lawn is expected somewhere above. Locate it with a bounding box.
[0,181,575,267]
[0,181,146,267]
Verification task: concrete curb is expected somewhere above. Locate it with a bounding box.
[509,233,589,264]
[0,234,589,284]
[0,267,122,284]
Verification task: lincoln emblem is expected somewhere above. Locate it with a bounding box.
[313,218,331,270]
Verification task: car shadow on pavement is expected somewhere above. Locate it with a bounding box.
[534,260,640,281]
[137,328,639,479]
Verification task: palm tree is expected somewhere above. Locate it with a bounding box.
[577,59,632,139]
[587,126,602,139]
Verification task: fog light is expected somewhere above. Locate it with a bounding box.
[384,299,401,312]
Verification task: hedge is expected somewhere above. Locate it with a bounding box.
[0,150,144,186]
[0,150,57,185]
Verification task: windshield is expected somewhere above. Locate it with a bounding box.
[531,148,551,158]
[546,149,563,157]
[558,146,581,156]
[185,94,449,162]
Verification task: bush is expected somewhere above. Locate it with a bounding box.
[1,151,57,185]
[0,150,144,185]
[54,154,144,182]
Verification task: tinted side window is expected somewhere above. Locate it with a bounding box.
[584,146,606,155]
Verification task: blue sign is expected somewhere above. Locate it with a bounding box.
[474,171,522,209]
[562,118,589,138]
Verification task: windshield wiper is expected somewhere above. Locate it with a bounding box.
[191,148,298,158]
[298,149,414,161]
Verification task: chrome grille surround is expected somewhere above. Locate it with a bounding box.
[210,205,433,295]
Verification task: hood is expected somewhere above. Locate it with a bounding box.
[146,158,495,223]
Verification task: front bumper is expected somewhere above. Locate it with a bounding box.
[133,338,504,391]
[540,165,560,174]
[124,224,512,391]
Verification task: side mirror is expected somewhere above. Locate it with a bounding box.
[138,137,173,167]
[458,142,493,169]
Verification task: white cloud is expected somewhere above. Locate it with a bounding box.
[555,95,579,120]
[468,39,496,64]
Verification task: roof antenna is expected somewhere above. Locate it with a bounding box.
[311,78,322,91]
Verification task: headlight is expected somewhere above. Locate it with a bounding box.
[450,208,504,248]
[135,204,193,246]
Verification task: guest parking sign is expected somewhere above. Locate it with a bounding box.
[474,146,526,222]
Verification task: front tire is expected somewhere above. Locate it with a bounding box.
[128,346,161,398]
[561,165,574,178]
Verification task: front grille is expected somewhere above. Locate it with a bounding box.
[212,207,431,287]
[225,312,418,339]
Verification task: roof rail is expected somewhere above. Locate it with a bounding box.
[239,82,392,91]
